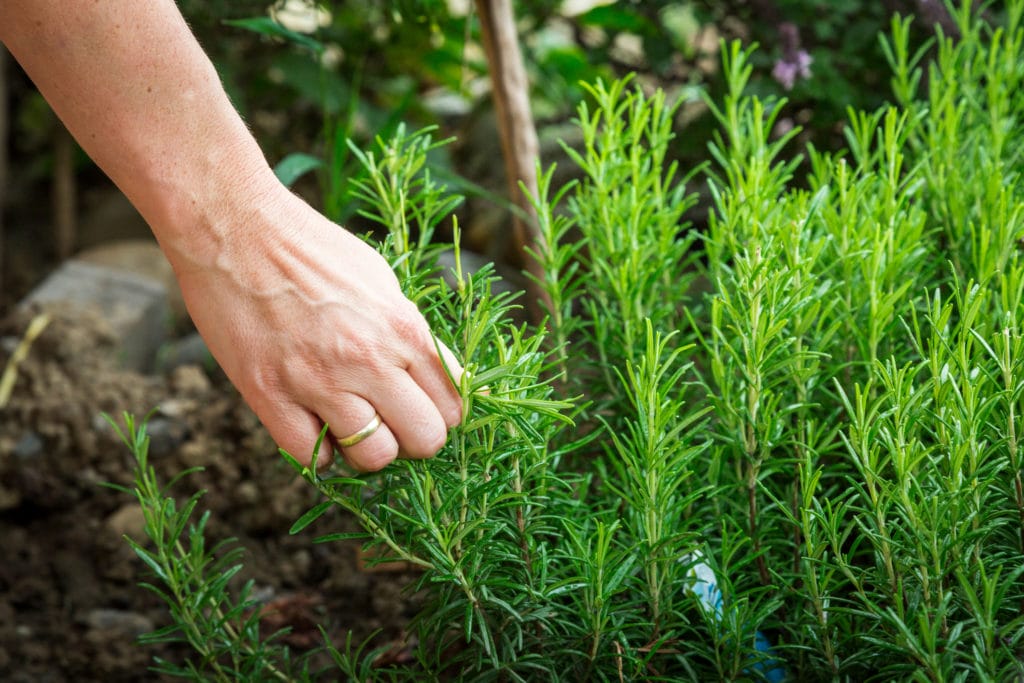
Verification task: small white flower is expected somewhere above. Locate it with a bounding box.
[271,0,332,34]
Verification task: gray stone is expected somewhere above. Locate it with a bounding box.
[74,238,185,320]
[81,608,154,638]
[12,431,43,459]
[156,397,195,419]
[145,416,189,456]
[20,260,169,373]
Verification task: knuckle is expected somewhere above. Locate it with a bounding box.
[339,330,376,359]
[389,301,430,342]
[280,360,312,392]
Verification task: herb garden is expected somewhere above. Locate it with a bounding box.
[105,2,1024,680]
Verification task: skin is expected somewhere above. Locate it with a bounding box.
[0,0,464,470]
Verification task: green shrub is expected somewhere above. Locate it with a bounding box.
[116,2,1024,679]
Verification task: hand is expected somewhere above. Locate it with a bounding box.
[168,184,464,471]
[0,0,463,471]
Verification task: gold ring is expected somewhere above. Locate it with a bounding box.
[336,413,382,448]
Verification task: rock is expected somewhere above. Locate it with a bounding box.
[19,260,169,373]
[105,503,147,539]
[156,397,195,419]
[74,238,185,321]
[250,584,277,605]
[12,431,43,459]
[81,608,154,639]
[145,416,189,456]
[169,364,211,396]
[236,480,261,506]
[180,440,208,468]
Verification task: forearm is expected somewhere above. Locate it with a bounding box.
[0,0,278,269]
[0,1,464,470]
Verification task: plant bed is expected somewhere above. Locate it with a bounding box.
[113,3,1024,680]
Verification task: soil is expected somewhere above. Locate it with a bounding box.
[0,305,420,682]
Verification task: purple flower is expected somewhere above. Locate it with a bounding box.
[772,22,813,90]
[772,49,813,90]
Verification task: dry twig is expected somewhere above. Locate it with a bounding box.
[0,311,51,408]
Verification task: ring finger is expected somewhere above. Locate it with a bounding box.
[324,395,399,472]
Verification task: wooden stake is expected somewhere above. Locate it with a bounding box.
[475,0,552,323]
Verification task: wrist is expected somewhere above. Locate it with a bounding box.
[146,145,289,276]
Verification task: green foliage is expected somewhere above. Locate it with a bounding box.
[118,2,1024,679]
[104,413,305,681]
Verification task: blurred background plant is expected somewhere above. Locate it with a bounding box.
[1,0,952,306]
[178,0,950,196]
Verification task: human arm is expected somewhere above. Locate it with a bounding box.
[0,0,463,470]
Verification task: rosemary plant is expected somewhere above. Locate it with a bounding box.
[106,414,304,681]
[117,1,1024,679]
